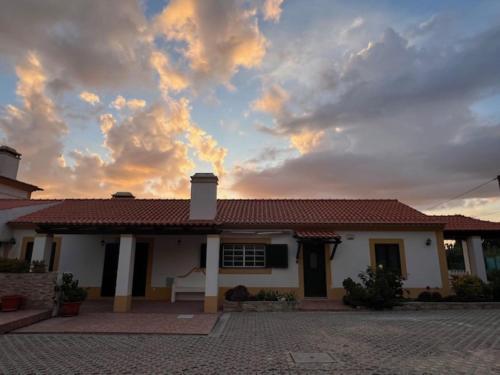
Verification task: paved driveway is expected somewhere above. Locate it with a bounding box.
[1,310,499,374]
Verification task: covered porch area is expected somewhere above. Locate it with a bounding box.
[30,228,224,314]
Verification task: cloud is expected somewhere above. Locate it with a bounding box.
[251,84,289,117]
[0,0,152,90]
[289,129,326,155]
[111,95,146,111]
[233,21,500,207]
[1,53,226,198]
[149,50,189,96]
[154,0,267,86]
[261,0,284,23]
[79,91,100,105]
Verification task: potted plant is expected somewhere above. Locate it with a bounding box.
[59,273,87,317]
[1,295,24,312]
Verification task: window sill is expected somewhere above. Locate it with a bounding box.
[219,268,272,274]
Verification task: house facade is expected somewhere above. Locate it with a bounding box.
[0,147,498,314]
[1,172,498,313]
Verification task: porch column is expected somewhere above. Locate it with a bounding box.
[204,234,220,313]
[32,234,53,267]
[466,236,487,282]
[113,234,136,312]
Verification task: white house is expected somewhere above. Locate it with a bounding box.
[0,147,499,313]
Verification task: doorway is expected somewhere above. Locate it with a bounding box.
[100,242,150,297]
[303,243,327,298]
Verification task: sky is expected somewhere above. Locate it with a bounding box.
[0,0,499,221]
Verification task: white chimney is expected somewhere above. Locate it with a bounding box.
[0,146,21,180]
[189,173,218,220]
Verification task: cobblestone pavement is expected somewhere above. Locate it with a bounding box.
[1,309,500,374]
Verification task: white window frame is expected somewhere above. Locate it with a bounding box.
[222,244,266,268]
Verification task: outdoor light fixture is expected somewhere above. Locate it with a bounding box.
[425,238,432,246]
[100,239,106,247]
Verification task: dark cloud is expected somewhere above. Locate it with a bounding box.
[235,20,500,207]
[0,0,152,89]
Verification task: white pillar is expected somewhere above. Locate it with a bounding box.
[461,240,472,274]
[466,236,487,282]
[32,234,53,269]
[204,234,220,313]
[113,234,136,312]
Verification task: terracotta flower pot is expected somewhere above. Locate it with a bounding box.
[1,295,23,312]
[60,301,82,317]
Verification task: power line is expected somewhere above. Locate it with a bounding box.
[426,176,498,211]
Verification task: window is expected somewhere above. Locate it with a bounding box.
[222,244,265,268]
[369,239,407,278]
[21,238,60,272]
[374,243,402,274]
[483,238,500,273]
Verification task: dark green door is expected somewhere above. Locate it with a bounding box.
[303,243,327,297]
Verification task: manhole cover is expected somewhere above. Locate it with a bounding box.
[177,314,194,319]
[290,352,334,363]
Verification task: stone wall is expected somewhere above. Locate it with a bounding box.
[0,272,57,309]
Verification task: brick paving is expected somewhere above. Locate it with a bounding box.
[1,310,500,374]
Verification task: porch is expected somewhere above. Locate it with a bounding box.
[14,300,218,335]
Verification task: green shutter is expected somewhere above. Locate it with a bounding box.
[265,244,288,268]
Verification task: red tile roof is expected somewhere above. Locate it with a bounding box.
[434,215,500,232]
[0,199,60,210]
[295,230,340,239]
[9,199,445,228]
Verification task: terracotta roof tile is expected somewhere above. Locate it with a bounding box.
[433,215,500,231]
[9,198,444,227]
[295,230,340,239]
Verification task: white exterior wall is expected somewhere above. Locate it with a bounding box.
[218,233,300,288]
[151,235,205,287]
[9,229,445,293]
[332,231,443,289]
[0,185,30,199]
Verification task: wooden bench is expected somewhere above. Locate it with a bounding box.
[171,267,206,303]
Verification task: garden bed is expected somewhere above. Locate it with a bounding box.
[223,300,298,312]
[394,301,500,311]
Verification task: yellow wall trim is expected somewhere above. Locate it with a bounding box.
[113,295,132,312]
[369,238,408,279]
[204,296,218,313]
[435,231,450,296]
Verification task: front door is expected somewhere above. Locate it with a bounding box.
[303,243,327,297]
[101,243,119,297]
[132,242,149,297]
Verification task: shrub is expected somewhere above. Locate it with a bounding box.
[417,288,442,302]
[0,257,30,273]
[342,266,404,310]
[31,260,46,273]
[487,270,500,301]
[417,291,432,302]
[225,285,251,301]
[60,273,87,303]
[256,290,296,302]
[451,275,487,300]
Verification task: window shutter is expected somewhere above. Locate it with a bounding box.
[219,245,223,267]
[265,244,288,268]
[200,243,207,268]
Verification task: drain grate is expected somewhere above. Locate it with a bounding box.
[177,314,194,319]
[289,352,335,363]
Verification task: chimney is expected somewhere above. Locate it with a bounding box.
[0,146,21,180]
[112,192,135,199]
[189,173,218,220]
